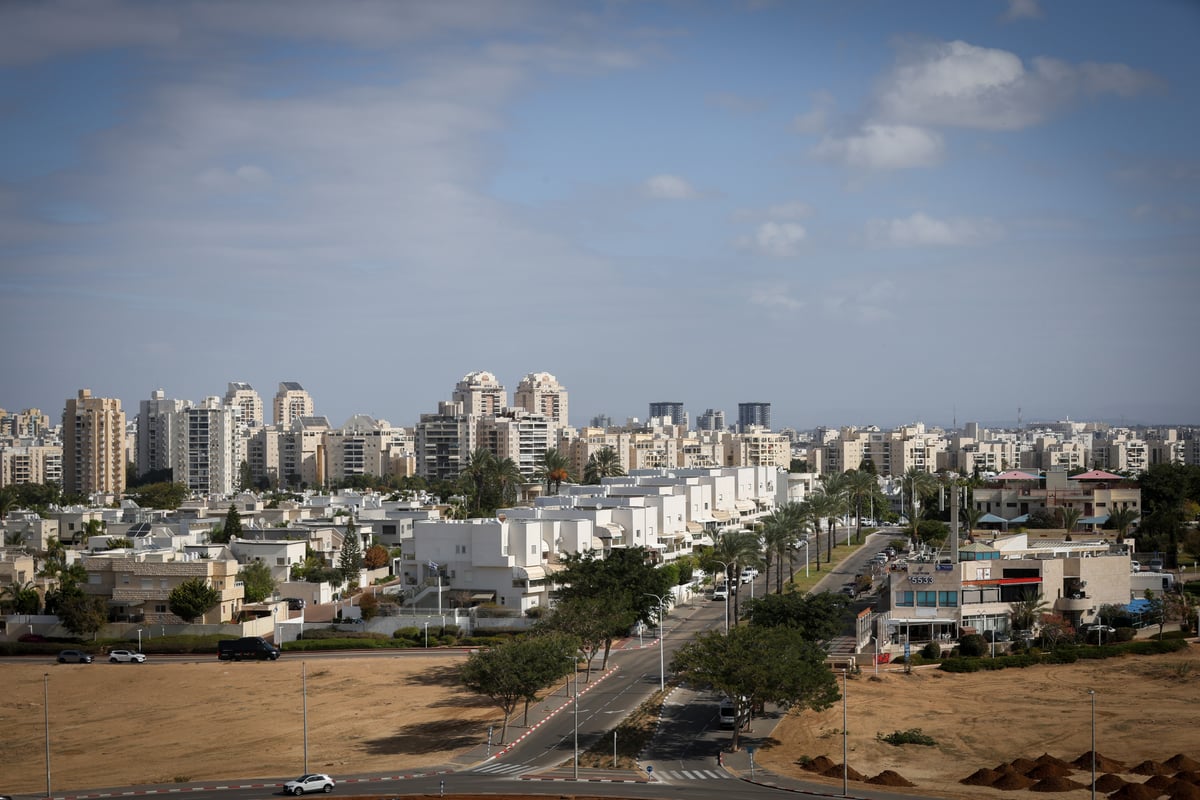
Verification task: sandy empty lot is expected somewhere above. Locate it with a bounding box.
[2,645,1197,798]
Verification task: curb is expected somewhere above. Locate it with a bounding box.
[485,664,621,760]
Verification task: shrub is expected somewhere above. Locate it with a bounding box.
[393,626,420,641]
[877,728,937,746]
[441,624,460,638]
[939,658,982,673]
[958,634,988,657]
[1114,627,1136,642]
[921,641,941,660]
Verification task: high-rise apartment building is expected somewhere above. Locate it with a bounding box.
[648,402,685,427]
[136,389,190,479]
[514,372,568,428]
[697,408,726,432]
[738,402,771,431]
[273,382,314,428]
[224,382,264,428]
[62,389,126,497]
[172,397,240,495]
[454,371,507,417]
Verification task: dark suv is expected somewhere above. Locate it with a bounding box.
[286,598,306,611]
[57,649,93,663]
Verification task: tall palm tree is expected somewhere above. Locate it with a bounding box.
[710,529,760,627]
[536,448,574,495]
[962,505,985,541]
[844,469,878,544]
[902,467,938,547]
[493,457,524,508]
[778,501,812,589]
[583,447,625,484]
[796,496,826,572]
[1060,506,1083,539]
[0,580,40,614]
[458,449,498,517]
[1009,590,1049,632]
[1106,506,1139,541]
[757,513,788,593]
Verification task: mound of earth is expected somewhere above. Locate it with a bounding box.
[961,768,1003,786]
[1035,753,1073,769]
[1029,776,1087,792]
[802,755,836,773]
[866,770,914,787]
[1108,782,1163,800]
[1092,773,1128,792]
[1168,779,1200,799]
[1073,751,1128,773]
[1026,762,1074,779]
[820,763,867,782]
[1174,770,1200,785]
[991,772,1036,791]
[1010,757,1039,773]
[1131,759,1173,776]
[1169,755,1200,772]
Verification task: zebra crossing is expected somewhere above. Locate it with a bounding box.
[470,761,540,777]
[652,768,731,781]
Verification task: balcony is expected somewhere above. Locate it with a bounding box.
[1055,595,1092,613]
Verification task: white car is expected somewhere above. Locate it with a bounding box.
[108,649,146,663]
[712,585,729,601]
[283,774,335,795]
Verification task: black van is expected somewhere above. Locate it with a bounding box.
[217,636,281,661]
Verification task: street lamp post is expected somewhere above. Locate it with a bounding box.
[871,635,878,677]
[565,655,579,780]
[423,621,429,648]
[842,668,848,797]
[1089,689,1096,800]
[302,661,309,774]
[799,540,809,578]
[644,593,668,693]
[137,628,143,652]
[715,560,731,634]
[44,672,51,800]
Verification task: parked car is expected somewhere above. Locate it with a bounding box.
[1130,561,1142,572]
[57,649,92,664]
[283,773,335,795]
[108,649,146,663]
[1087,624,1116,635]
[712,585,728,601]
[285,598,306,611]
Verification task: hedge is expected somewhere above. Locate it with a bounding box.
[939,638,1187,673]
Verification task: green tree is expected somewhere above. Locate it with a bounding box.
[79,518,104,544]
[1009,590,1049,632]
[128,481,189,510]
[338,522,364,582]
[535,448,574,495]
[1060,507,1082,539]
[962,505,985,540]
[237,560,277,604]
[0,581,41,614]
[540,595,631,681]
[671,625,839,750]
[458,449,501,517]
[553,547,671,667]
[168,578,221,623]
[743,590,849,642]
[56,593,108,638]
[709,529,761,625]
[105,536,133,549]
[902,467,938,545]
[583,447,625,484]
[1105,506,1140,541]
[460,633,577,743]
[844,469,879,543]
[238,460,253,491]
[819,472,850,555]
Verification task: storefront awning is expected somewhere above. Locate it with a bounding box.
[712,509,733,521]
[686,521,703,533]
[734,500,756,512]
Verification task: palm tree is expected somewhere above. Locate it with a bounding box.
[962,505,985,541]
[536,448,574,495]
[458,449,497,515]
[583,447,625,484]
[902,467,938,547]
[1060,506,1082,540]
[1009,590,1049,632]
[844,469,878,544]
[757,513,788,593]
[0,580,40,614]
[809,484,844,564]
[796,496,827,572]
[1106,506,1139,541]
[710,529,760,627]
[493,457,524,508]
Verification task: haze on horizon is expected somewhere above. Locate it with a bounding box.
[2,0,1197,431]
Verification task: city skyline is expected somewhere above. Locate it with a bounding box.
[3,1,1198,429]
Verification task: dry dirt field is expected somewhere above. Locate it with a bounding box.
[2,646,1198,798]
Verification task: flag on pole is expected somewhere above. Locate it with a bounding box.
[427,560,440,571]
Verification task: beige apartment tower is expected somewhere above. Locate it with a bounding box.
[273,381,314,428]
[62,389,126,497]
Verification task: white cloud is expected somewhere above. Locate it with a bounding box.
[749,287,804,311]
[1003,0,1043,21]
[811,124,944,170]
[643,174,699,199]
[741,221,807,257]
[866,212,1001,247]
[874,40,1161,131]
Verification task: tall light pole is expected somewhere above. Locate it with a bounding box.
[841,668,848,797]
[799,540,809,578]
[715,560,731,634]
[1089,689,1096,800]
[644,593,668,693]
[302,661,309,774]
[565,655,579,780]
[44,672,51,800]
[137,628,143,652]
[423,621,429,648]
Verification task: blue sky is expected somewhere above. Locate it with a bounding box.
[2,0,1197,431]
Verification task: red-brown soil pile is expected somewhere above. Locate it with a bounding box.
[820,763,867,781]
[992,772,1037,790]
[1167,779,1200,799]
[1035,753,1073,768]
[1168,755,1200,772]
[1108,783,1163,800]
[1026,762,1075,779]
[1093,773,1129,792]
[961,768,1003,786]
[866,770,915,787]
[1131,759,1174,776]
[1074,751,1128,773]
[802,755,836,772]
[1029,776,1087,792]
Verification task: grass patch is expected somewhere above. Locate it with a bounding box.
[877,728,937,746]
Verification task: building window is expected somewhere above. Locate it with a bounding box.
[155,604,167,613]
[917,591,936,607]
[897,591,914,607]
[939,591,958,607]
